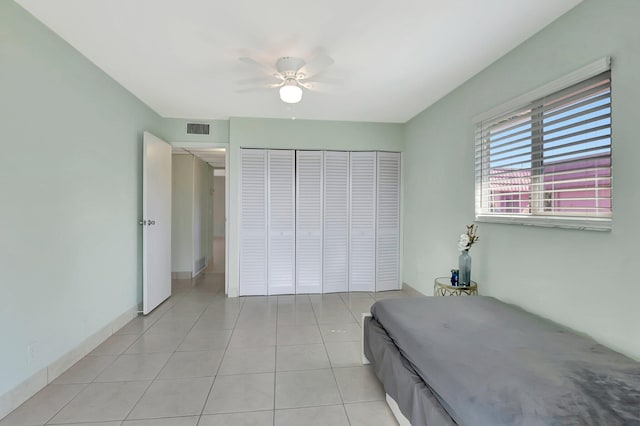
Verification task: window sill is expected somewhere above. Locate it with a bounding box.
[475,214,612,231]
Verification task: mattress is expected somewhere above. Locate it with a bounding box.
[364,315,456,425]
[367,296,640,426]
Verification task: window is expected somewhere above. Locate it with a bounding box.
[474,58,612,230]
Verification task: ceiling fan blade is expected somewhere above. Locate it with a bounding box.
[299,81,334,92]
[235,81,284,93]
[297,53,334,78]
[239,57,276,74]
[302,76,344,86]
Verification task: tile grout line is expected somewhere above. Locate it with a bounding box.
[41,291,184,425]
[199,292,252,422]
[121,280,212,423]
[273,295,279,426]
[310,297,353,426]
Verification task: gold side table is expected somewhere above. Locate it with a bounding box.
[434,277,478,296]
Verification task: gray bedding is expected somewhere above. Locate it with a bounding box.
[369,296,640,426]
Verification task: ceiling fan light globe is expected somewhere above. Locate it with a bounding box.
[279,84,303,104]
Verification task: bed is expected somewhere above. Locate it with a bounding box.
[362,296,640,426]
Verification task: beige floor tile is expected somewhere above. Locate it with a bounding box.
[144,318,197,336]
[275,369,341,409]
[333,366,385,403]
[344,401,399,426]
[275,405,350,426]
[276,308,317,326]
[52,355,116,384]
[218,346,275,375]
[319,323,362,342]
[203,373,274,414]
[123,417,198,426]
[125,333,184,354]
[276,325,322,346]
[198,411,274,426]
[228,327,276,349]
[0,384,85,426]
[324,340,362,367]
[127,377,213,419]
[116,316,159,336]
[49,381,150,424]
[276,344,330,371]
[49,422,121,426]
[178,329,232,352]
[95,353,170,382]
[90,334,138,356]
[313,310,357,325]
[157,350,224,379]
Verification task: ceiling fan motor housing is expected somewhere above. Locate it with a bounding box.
[277,57,306,78]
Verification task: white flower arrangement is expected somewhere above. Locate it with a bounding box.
[457,224,479,252]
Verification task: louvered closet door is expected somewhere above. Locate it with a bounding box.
[268,150,295,295]
[349,152,376,292]
[376,152,401,291]
[295,151,323,294]
[323,151,349,293]
[239,149,268,296]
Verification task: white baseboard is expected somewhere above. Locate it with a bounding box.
[386,394,411,426]
[192,264,206,279]
[402,281,426,296]
[0,306,138,420]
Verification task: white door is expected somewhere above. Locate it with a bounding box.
[376,152,401,291]
[142,132,172,315]
[349,152,377,292]
[296,151,323,294]
[323,151,350,293]
[239,149,268,296]
[268,150,295,295]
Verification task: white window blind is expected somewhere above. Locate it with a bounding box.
[475,63,612,231]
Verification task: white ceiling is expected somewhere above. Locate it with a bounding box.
[16,0,582,123]
[173,147,226,169]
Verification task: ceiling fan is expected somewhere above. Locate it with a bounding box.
[238,54,336,104]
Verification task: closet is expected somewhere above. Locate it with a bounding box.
[239,148,401,296]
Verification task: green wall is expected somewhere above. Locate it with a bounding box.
[403,0,640,359]
[0,1,166,396]
[227,117,404,296]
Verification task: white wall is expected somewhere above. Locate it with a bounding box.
[213,175,226,238]
[193,157,212,272]
[403,0,640,360]
[171,154,213,275]
[227,117,404,297]
[171,155,194,273]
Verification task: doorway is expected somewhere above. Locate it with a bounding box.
[170,142,228,294]
[209,168,226,273]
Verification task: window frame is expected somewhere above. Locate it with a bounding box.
[473,57,612,231]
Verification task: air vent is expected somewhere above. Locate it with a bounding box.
[187,123,210,135]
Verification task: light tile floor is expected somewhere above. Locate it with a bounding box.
[1,273,416,426]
